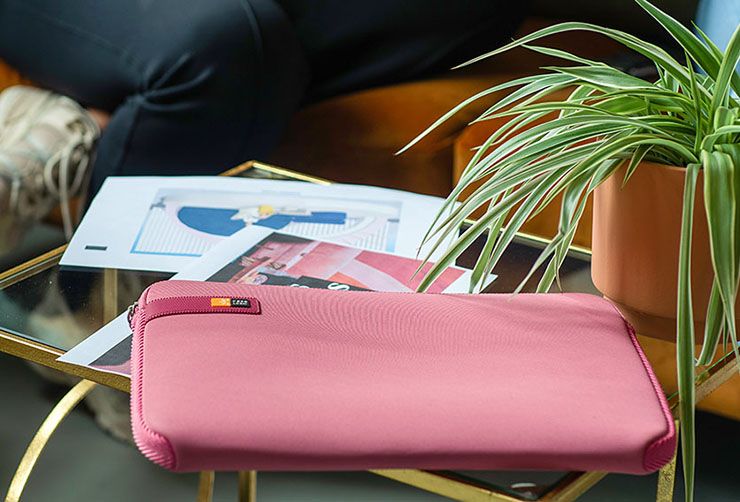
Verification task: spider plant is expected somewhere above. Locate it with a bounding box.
[402,0,739,499]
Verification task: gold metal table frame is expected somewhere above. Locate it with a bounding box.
[1,161,737,502]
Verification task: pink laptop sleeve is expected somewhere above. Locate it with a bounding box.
[129,280,675,474]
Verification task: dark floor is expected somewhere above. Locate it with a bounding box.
[1,352,739,501]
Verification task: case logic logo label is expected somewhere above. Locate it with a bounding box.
[210,297,231,307]
[210,297,252,308]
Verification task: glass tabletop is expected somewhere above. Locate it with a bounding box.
[0,160,598,501]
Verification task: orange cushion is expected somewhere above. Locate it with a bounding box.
[268,71,524,196]
[637,336,740,422]
[0,58,30,91]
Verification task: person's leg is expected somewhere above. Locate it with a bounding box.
[277,0,529,102]
[0,0,309,194]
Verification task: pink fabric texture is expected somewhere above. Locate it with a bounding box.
[130,280,675,473]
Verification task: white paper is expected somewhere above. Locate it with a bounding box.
[58,226,473,377]
[62,176,452,272]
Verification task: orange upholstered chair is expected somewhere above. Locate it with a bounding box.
[0,58,30,91]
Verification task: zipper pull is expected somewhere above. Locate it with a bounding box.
[127,301,139,330]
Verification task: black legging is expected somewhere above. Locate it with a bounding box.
[0,0,526,195]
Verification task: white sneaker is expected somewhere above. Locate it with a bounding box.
[0,86,99,252]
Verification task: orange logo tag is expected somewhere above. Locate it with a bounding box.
[210,297,232,307]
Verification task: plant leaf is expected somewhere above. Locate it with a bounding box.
[469,190,510,292]
[397,74,546,155]
[521,44,605,67]
[545,65,655,90]
[709,23,740,115]
[676,162,700,502]
[693,22,726,62]
[453,21,706,98]
[701,150,739,382]
[635,0,737,92]
[697,281,725,365]
[623,145,652,186]
[472,74,578,123]
[703,150,737,317]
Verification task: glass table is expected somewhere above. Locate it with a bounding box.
[0,161,731,502]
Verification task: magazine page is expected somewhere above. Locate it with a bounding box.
[61,176,454,272]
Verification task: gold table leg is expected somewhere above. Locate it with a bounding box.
[372,469,608,502]
[371,469,520,502]
[196,471,215,502]
[656,450,677,502]
[655,420,679,502]
[694,354,739,404]
[541,471,607,502]
[5,379,96,502]
[102,268,119,323]
[238,471,257,502]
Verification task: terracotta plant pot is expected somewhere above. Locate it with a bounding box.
[592,161,738,342]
